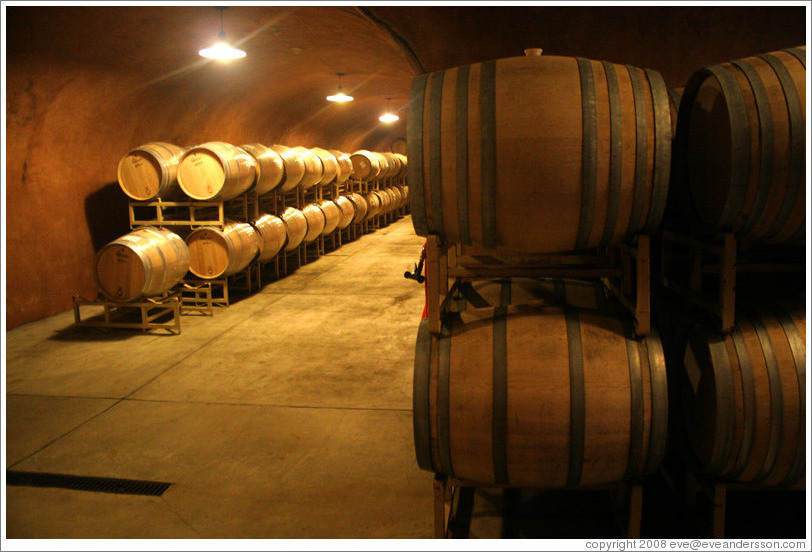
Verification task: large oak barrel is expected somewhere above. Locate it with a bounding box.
[408,53,671,254]
[394,153,408,178]
[414,305,668,487]
[384,187,401,211]
[350,150,381,181]
[381,152,401,180]
[363,191,382,220]
[329,150,353,184]
[372,189,392,215]
[311,147,339,185]
[346,193,369,223]
[271,145,306,192]
[251,213,287,263]
[387,187,402,210]
[397,185,409,209]
[117,142,186,201]
[177,142,257,201]
[93,227,189,302]
[294,147,325,190]
[302,203,326,243]
[334,196,356,229]
[186,222,261,279]
[681,305,805,488]
[318,200,342,235]
[240,143,285,195]
[673,46,806,245]
[372,152,391,180]
[281,207,307,251]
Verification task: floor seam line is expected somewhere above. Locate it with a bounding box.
[121,396,413,412]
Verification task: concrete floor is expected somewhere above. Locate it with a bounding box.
[5,217,437,539]
[7,216,804,542]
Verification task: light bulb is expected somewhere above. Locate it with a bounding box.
[199,41,246,60]
[326,91,354,102]
[379,112,400,123]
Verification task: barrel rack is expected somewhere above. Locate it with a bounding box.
[657,230,806,538]
[423,233,652,338]
[72,291,182,334]
[84,160,407,335]
[433,474,644,538]
[660,231,805,333]
[129,193,263,309]
[421,232,655,539]
[659,444,806,539]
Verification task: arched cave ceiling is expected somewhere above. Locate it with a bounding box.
[7,5,804,153]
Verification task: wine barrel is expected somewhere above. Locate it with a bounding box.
[302,203,326,243]
[681,305,805,488]
[271,145,306,192]
[413,304,668,487]
[294,147,324,190]
[456,277,610,312]
[381,152,401,180]
[350,150,381,181]
[388,188,401,212]
[329,150,353,184]
[117,142,186,201]
[186,222,261,279]
[311,147,339,185]
[281,207,307,251]
[346,192,369,223]
[240,143,285,195]
[389,186,404,210]
[375,152,393,180]
[177,142,257,201]
[673,46,806,245]
[93,227,189,302]
[384,187,401,211]
[251,213,287,262]
[394,153,408,178]
[334,196,356,229]
[408,53,671,254]
[373,189,392,215]
[398,185,409,209]
[364,191,382,220]
[319,200,342,235]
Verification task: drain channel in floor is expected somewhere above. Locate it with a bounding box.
[6,470,172,496]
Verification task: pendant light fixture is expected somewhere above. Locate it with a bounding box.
[326,73,354,103]
[378,97,400,123]
[199,7,246,60]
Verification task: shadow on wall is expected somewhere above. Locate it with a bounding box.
[84,181,131,252]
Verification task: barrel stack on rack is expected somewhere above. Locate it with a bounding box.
[660,46,806,538]
[407,47,675,538]
[75,138,409,333]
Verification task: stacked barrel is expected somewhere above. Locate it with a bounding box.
[91,141,408,307]
[407,50,672,490]
[664,46,806,493]
[407,44,806,527]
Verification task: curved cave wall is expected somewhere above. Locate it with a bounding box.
[4,5,804,329]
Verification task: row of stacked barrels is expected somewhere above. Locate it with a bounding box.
[93,143,408,302]
[408,46,805,492]
[116,142,407,201]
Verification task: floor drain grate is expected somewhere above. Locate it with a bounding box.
[6,470,172,496]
